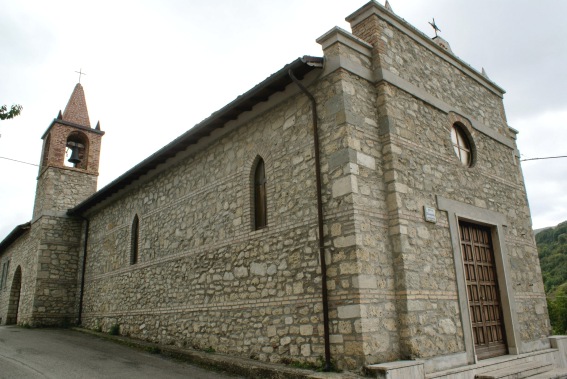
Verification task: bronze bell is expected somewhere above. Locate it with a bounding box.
[68,145,81,165]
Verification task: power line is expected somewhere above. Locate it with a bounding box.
[521,155,567,162]
[0,156,39,167]
[2,154,564,166]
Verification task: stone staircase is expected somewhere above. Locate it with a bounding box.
[475,360,567,379]
[423,348,567,379]
[365,337,567,379]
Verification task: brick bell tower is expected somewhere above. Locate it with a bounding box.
[34,83,104,218]
[30,83,104,326]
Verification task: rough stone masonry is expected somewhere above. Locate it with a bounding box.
[1,1,559,376]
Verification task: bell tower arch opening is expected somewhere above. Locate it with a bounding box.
[64,131,89,169]
[37,83,104,177]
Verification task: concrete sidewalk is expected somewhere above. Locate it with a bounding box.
[0,326,242,379]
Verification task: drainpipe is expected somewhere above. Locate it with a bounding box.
[77,216,89,325]
[288,67,331,371]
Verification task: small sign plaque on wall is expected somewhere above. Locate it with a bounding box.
[424,206,437,223]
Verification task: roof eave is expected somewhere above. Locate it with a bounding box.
[0,222,32,254]
[68,56,323,217]
[41,119,105,140]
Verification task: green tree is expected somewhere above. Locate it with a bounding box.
[536,221,567,333]
[536,221,567,293]
[0,104,23,120]
[547,285,567,334]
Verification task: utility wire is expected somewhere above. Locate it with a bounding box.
[521,155,567,162]
[0,156,39,167]
[2,154,565,166]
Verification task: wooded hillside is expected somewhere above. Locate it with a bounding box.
[535,221,567,334]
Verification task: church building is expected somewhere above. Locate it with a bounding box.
[1,2,565,377]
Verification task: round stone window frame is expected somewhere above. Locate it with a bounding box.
[450,121,476,168]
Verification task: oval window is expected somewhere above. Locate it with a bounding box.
[451,124,472,166]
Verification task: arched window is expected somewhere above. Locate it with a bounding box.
[130,215,140,265]
[451,123,473,167]
[253,158,267,230]
[0,259,10,289]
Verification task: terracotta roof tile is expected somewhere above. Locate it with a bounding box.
[62,83,91,127]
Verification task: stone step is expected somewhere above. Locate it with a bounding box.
[528,368,567,379]
[425,349,562,379]
[475,361,555,379]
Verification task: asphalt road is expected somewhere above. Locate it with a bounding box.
[0,326,243,379]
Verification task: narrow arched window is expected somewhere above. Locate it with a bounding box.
[254,158,267,230]
[130,215,139,265]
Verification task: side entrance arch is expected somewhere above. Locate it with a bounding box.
[6,266,22,325]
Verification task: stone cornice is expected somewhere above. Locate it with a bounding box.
[41,119,105,140]
[316,26,373,57]
[316,37,515,150]
[345,1,505,97]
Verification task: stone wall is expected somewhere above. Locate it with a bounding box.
[311,2,549,370]
[81,86,332,366]
[33,167,98,219]
[350,12,508,136]
[0,226,39,325]
[32,215,83,326]
[318,67,400,367]
[80,6,550,371]
[344,1,548,368]
[0,215,84,327]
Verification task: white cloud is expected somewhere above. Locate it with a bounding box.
[1,0,566,239]
[515,110,567,228]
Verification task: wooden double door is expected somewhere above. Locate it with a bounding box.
[459,221,507,360]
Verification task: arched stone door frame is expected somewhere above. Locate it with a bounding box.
[6,266,22,325]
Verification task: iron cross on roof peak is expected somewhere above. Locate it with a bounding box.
[75,68,87,84]
[429,18,441,37]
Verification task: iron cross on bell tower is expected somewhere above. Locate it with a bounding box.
[75,68,87,84]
